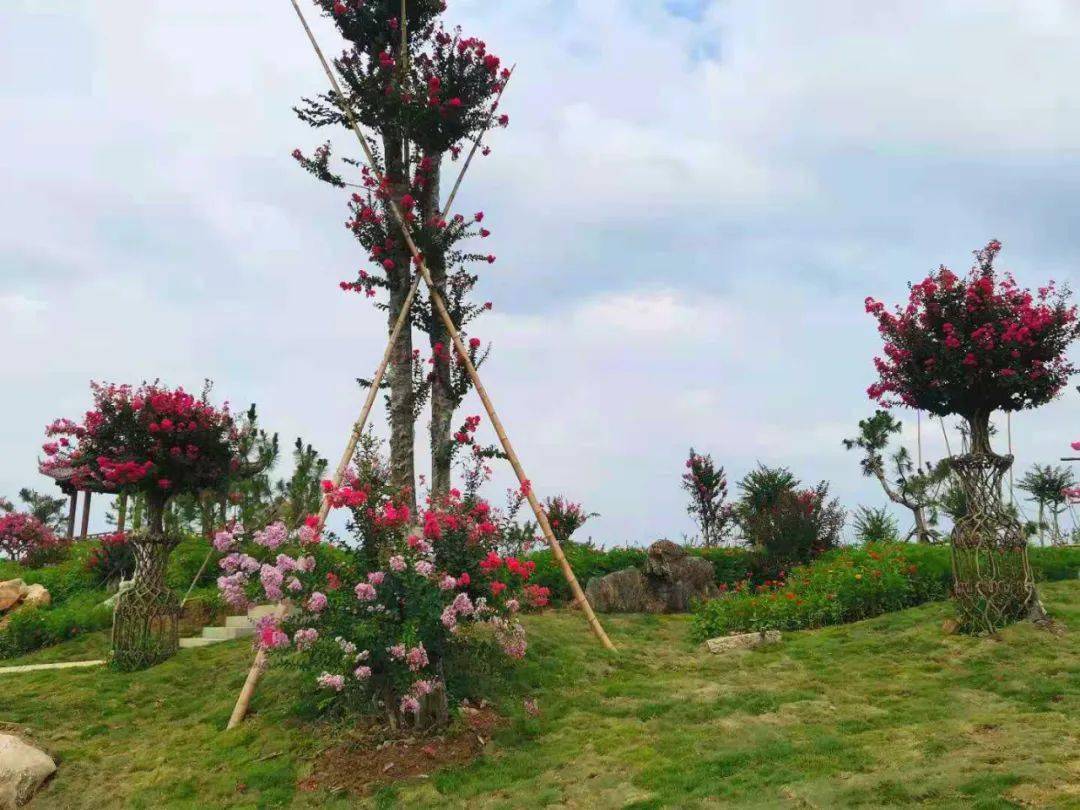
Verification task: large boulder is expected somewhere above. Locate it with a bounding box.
[585,540,719,614]
[0,581,27,614]
[643,540,719,612]
[585,568,649,613]
[0,734,55,809]
[20,585,49,611]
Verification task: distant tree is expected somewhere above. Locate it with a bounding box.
[850,505,900,544]
[843,411,949,543]
[1017,464,1074,546]
[273,438,329,530]
[681,449,735,547]
[735,464,798,529]
[15,488,67,532]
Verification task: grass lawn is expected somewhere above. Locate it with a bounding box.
[1,581,1077,808]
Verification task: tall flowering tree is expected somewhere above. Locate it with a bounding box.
[865,241,1080,631]
[682,449,735,547]
[42,382,274,669]
[293,0,510,504]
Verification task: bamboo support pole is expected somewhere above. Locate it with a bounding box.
[286,0,614,650]
[226,18,532,729]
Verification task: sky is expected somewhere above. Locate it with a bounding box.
[2,0,1080,545]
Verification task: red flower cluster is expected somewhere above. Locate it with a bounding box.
[0,513,66,567]
[865,241,1080,422]
[41,382,252,499]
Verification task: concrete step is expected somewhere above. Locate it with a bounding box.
[202,625,254,641]
[225,615,256,629]
[179,637,220,649]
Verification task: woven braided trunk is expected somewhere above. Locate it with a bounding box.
[950,451,1044,634]
[111,496,180,670]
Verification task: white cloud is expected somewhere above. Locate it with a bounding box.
[2,0,1080,544]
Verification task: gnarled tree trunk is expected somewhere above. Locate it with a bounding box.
[950,411,1045,634]
[111,494,180,670]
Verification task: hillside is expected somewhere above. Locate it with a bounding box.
[1,581,1077,808]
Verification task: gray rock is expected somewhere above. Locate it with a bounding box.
[585,540,720,614]
[704,630,781,653]
[0,734,55,809]
[585,568,649,613]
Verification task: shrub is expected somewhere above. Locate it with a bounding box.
[542,496,597,546]
[692,544,950,639]
[0,591,112,659]
[851,506,901,544]
[682,449,735,547]
[741,482,845,563]
[217,476,536,726]
[86,532,136,586]
[0,512,69,568]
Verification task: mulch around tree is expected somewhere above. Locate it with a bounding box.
[299,704,504,797]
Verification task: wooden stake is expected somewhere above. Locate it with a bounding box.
[286,0,613,650]
[226,21,532,730]
[80,491,91,538]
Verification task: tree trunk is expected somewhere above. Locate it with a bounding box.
[1037,501,1045,547]
[912,506,933,544]
[111,494,180,671]
[949,450,1045,634]
[422,159,454,499]
[966,409,993,456]
[382,131,417,514]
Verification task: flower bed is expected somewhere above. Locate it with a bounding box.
[692,542,1080,639]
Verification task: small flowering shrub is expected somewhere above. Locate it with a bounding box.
[692,544,951,639]
[0,512,68,568]
[740,482,845,563]
[682,449,736,547]
[217,472,537,727]
[541,496,597,547]
[85,532,136,586]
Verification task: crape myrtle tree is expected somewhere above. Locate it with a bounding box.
[293,0,510,506]
[681,449,735,547]
[41,382,275,670]
[865,240,1080,632]
[843,411,950,543]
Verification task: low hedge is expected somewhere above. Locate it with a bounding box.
[692,542,1080,639]
[0,590,113,659]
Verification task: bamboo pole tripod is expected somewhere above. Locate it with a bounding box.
[226,1,614,731]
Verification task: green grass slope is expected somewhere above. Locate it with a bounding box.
[1,581,1077,808]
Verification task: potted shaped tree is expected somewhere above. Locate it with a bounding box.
[865,241,1080,632]
[42,382,273,669]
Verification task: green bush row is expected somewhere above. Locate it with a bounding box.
[0,590,113,659]
[691,543,1080,639]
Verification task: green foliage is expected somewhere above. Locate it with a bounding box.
[165,533,218,591]
[693,542,1080,639]
[736,464,799,517]
[0,531,222,659]
[741,482,846,562]
[0,590,112,659]
[851,506,900,544]
[692,544,950,638]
